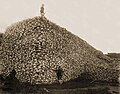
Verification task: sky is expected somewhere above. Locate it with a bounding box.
[0,0,120,53]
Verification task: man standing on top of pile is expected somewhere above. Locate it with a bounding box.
[40,4,45,18]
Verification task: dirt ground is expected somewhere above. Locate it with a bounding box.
[0,74,119,94]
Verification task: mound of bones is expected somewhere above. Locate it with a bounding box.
[0,15,119,84]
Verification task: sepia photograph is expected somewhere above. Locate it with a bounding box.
[0,0,120,94]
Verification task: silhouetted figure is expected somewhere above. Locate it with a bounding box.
[40,4,45,17]
[6,69,16,79]
[2,69,19,91]
[54,66,64,84]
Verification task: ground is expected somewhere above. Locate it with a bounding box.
[0,74,119,94]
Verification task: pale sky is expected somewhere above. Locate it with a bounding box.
[0,0,120,53]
